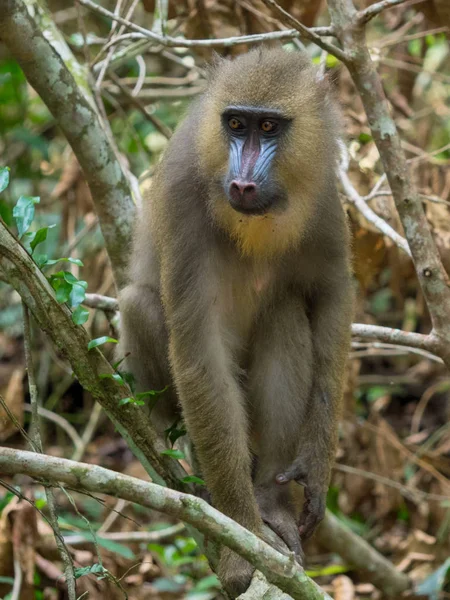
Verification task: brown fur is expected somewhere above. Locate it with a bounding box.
[118,47,353,597]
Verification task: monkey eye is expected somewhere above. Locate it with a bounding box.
[228,117,245,131]
[260,120,278,134]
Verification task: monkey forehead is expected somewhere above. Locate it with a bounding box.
[207,47,322,119]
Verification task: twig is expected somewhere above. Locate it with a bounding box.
[315,511,410,597]
[63,523,186,545]
[83,293,119,311]
[11,556,22,600]
[77,0,332,48]
[334,463,450,503]
[109,72,172,139]
[350,341,443,363]
[339,144,411,257]
[71,402,103,461]
[23,305,77,600]
[356,0,412,25]
[98,498,128,533]
[261,0,346,62]
[0,0,135,289]
[267,0,450,360]
[0,448,332,600]
[23,404,83,452]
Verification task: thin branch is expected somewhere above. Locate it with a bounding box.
[261,0,347,61]
[83,293,120,311]
[109,72,172,139]
[71,402,103,461]
[0,219,181,489]
[351,324,439,354]
[63,523,186,546]
[0,0,135,290]
[0,448,332,600]
[326,0,450,356]
[23,305,77,600]
[77,0,332,48]
[338,144,411,257]
[356,0,411,25]
[334,463,450,503]
[23,404,83,452]
[315,512,410,597]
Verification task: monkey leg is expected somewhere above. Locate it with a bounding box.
[118,284,179,434]
[248,296,313,557]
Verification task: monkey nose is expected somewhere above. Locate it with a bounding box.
[229,180,257,205]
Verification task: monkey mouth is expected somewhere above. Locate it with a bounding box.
[230,201,271,216]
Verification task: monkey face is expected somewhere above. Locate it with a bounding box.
[220,105,290,216]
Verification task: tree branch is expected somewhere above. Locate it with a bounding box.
[325,0,450,361]
[261,0,346,61]
[0,448,332,600]
[76,0,333,48]
[356,0,411,25]
[315,512,410,597]
[0,0,135,290]
[0,219,178,488]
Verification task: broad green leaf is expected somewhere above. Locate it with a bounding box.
[181,475,205,486]
[417,558,450,600]
[13,195,40,238]
[69,280,87,308]
[161,448,185,460]
[88,336,118,350]
[31,225,55,252]
[62,271,79,284]
[49,276,72,304]
[72,305,89,325]
[34,254,48,268]
[0,167,10,193]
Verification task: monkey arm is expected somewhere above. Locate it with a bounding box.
[277,266,353,538]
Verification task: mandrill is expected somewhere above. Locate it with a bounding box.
[119,47,354,596]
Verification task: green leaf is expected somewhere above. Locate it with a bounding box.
[417,558,450,600]
[305,564,351,577]
[34,254,48,268]
[181,475,205,486]
[72,305,89,325]
[69,280,87,308]
[0,167,10,193]
[190,574,221,593]
[74,533,135,559]
[88,336,118,350]
[49,275,72,304]
[100,372,125,384]
[119,397,133,406]
[31,225,55,252]
[161,449,185,460]
[74,563,106,579]
[43,257,84,267]
[165,420,187,446]
[13,195,40,238]
[136,386,167,399]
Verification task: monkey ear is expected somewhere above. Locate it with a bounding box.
[205,52,229,82]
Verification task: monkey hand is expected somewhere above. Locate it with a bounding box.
[254,485,303,559]
[218,547,254,597]
[275,462,327,540]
